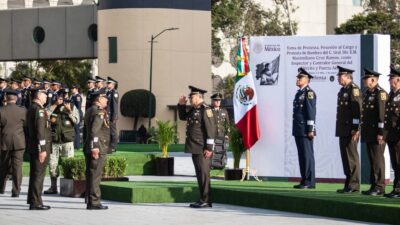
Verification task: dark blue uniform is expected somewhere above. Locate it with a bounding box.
[106,88,119,151]
[50,90,59,106]
[15,89,22,106]
[45,89,54,107]
[85,88,95,111]
[292,85,316,188]
[21,85,33,108]
[71,93,83,149]
[0,89,6,107]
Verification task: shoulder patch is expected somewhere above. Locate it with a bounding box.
[353,88,360,97]
[38,110,44,118]
[380,92,387,101]
[48,93,52,98]
[307,91,314,99]
[206,109,213,118]
[77,96,81,102]
[97,112,104,119]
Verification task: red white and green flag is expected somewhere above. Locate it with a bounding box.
[233,37,260,149]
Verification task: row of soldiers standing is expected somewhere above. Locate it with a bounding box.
[0,75,119,210]
[292,65,400,199]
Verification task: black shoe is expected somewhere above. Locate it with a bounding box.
[293,184,315,189]
[337,187,359,194]
[362,189,384,196]
[87,204,108,210]
[44,187,58,195]
[29,205,51,210]
[11,193,19,198]
[384,191,400,198]
[189,202,212,208]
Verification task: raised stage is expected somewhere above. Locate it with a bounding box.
[100,180,400,224]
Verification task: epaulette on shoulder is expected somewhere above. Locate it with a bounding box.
[202,103,210,108]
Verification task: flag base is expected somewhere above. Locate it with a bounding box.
[240,149,261,182]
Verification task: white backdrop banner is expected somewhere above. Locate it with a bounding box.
[249,35,365,179]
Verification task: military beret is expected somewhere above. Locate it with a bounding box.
[297,67,313,79]
[188,85,207,96]
[337,66,355,74]
[388,65,400,77]
[211,92,223,100]
[363,67,381,79]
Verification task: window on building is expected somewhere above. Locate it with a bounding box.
[352,0,362,6]
[108,37,118,63]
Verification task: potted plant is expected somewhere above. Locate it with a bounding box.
[60,156,128,197]
[224,122,246,180]
[149,120,177,176]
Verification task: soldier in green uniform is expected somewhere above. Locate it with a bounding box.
[0,89,27,197]
[178,86,216,208]
[335,66,362,193]
[210,93,229,169]
[384,65,400,198]
[44,90,79,194]
[83,89,110,210]
[361,68,388,196]
[27,87,52,210]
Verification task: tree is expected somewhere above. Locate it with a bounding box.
[120,89,156,130]
[212,0,298,64]
[335,12,400,65]
[10,60,93,93]
[218,75,236,99]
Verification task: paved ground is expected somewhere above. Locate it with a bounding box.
[0,176,385,225]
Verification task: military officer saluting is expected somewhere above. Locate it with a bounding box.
[83,89,110,210]
[178,86,216,208]
[210,92,229,169]
[383,65,400,198]
[27,87,52,210]
[106,76,119,153]
[292,67,317,189]
[361,67,388,196]
[335,66,362,193]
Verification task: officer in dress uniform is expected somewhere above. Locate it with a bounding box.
[83,89,110,210]
[361,67,388,196]
[106,77,119,153]
[49,80,61,106]
[292,67,317,189]
[0,78,7,107]
[335,66,362,193]
[178,86,216,208]
[0,89,27,197]
[95,76,106,92]
[70,84,83,149]
[383,65,400,198]
[210,93,229,169]
[21,76,33,108]
[85,78,96,111]
[27,87,52,210]
[43,79,53,108]
[10,79,23,106]
[33,78,42,89]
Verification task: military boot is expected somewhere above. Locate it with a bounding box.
[44,177,58,194]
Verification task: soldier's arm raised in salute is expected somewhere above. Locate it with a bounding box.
[178,96,189,120]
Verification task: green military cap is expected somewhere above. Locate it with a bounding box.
[297,67,313,79]
[188,85,207,96]
[363,67,381,79]
[388,65,400,78]
[211,92,223,100]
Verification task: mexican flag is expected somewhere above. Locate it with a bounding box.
[233,37,260,149]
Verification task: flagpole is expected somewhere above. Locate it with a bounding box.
[246,149,250,180]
